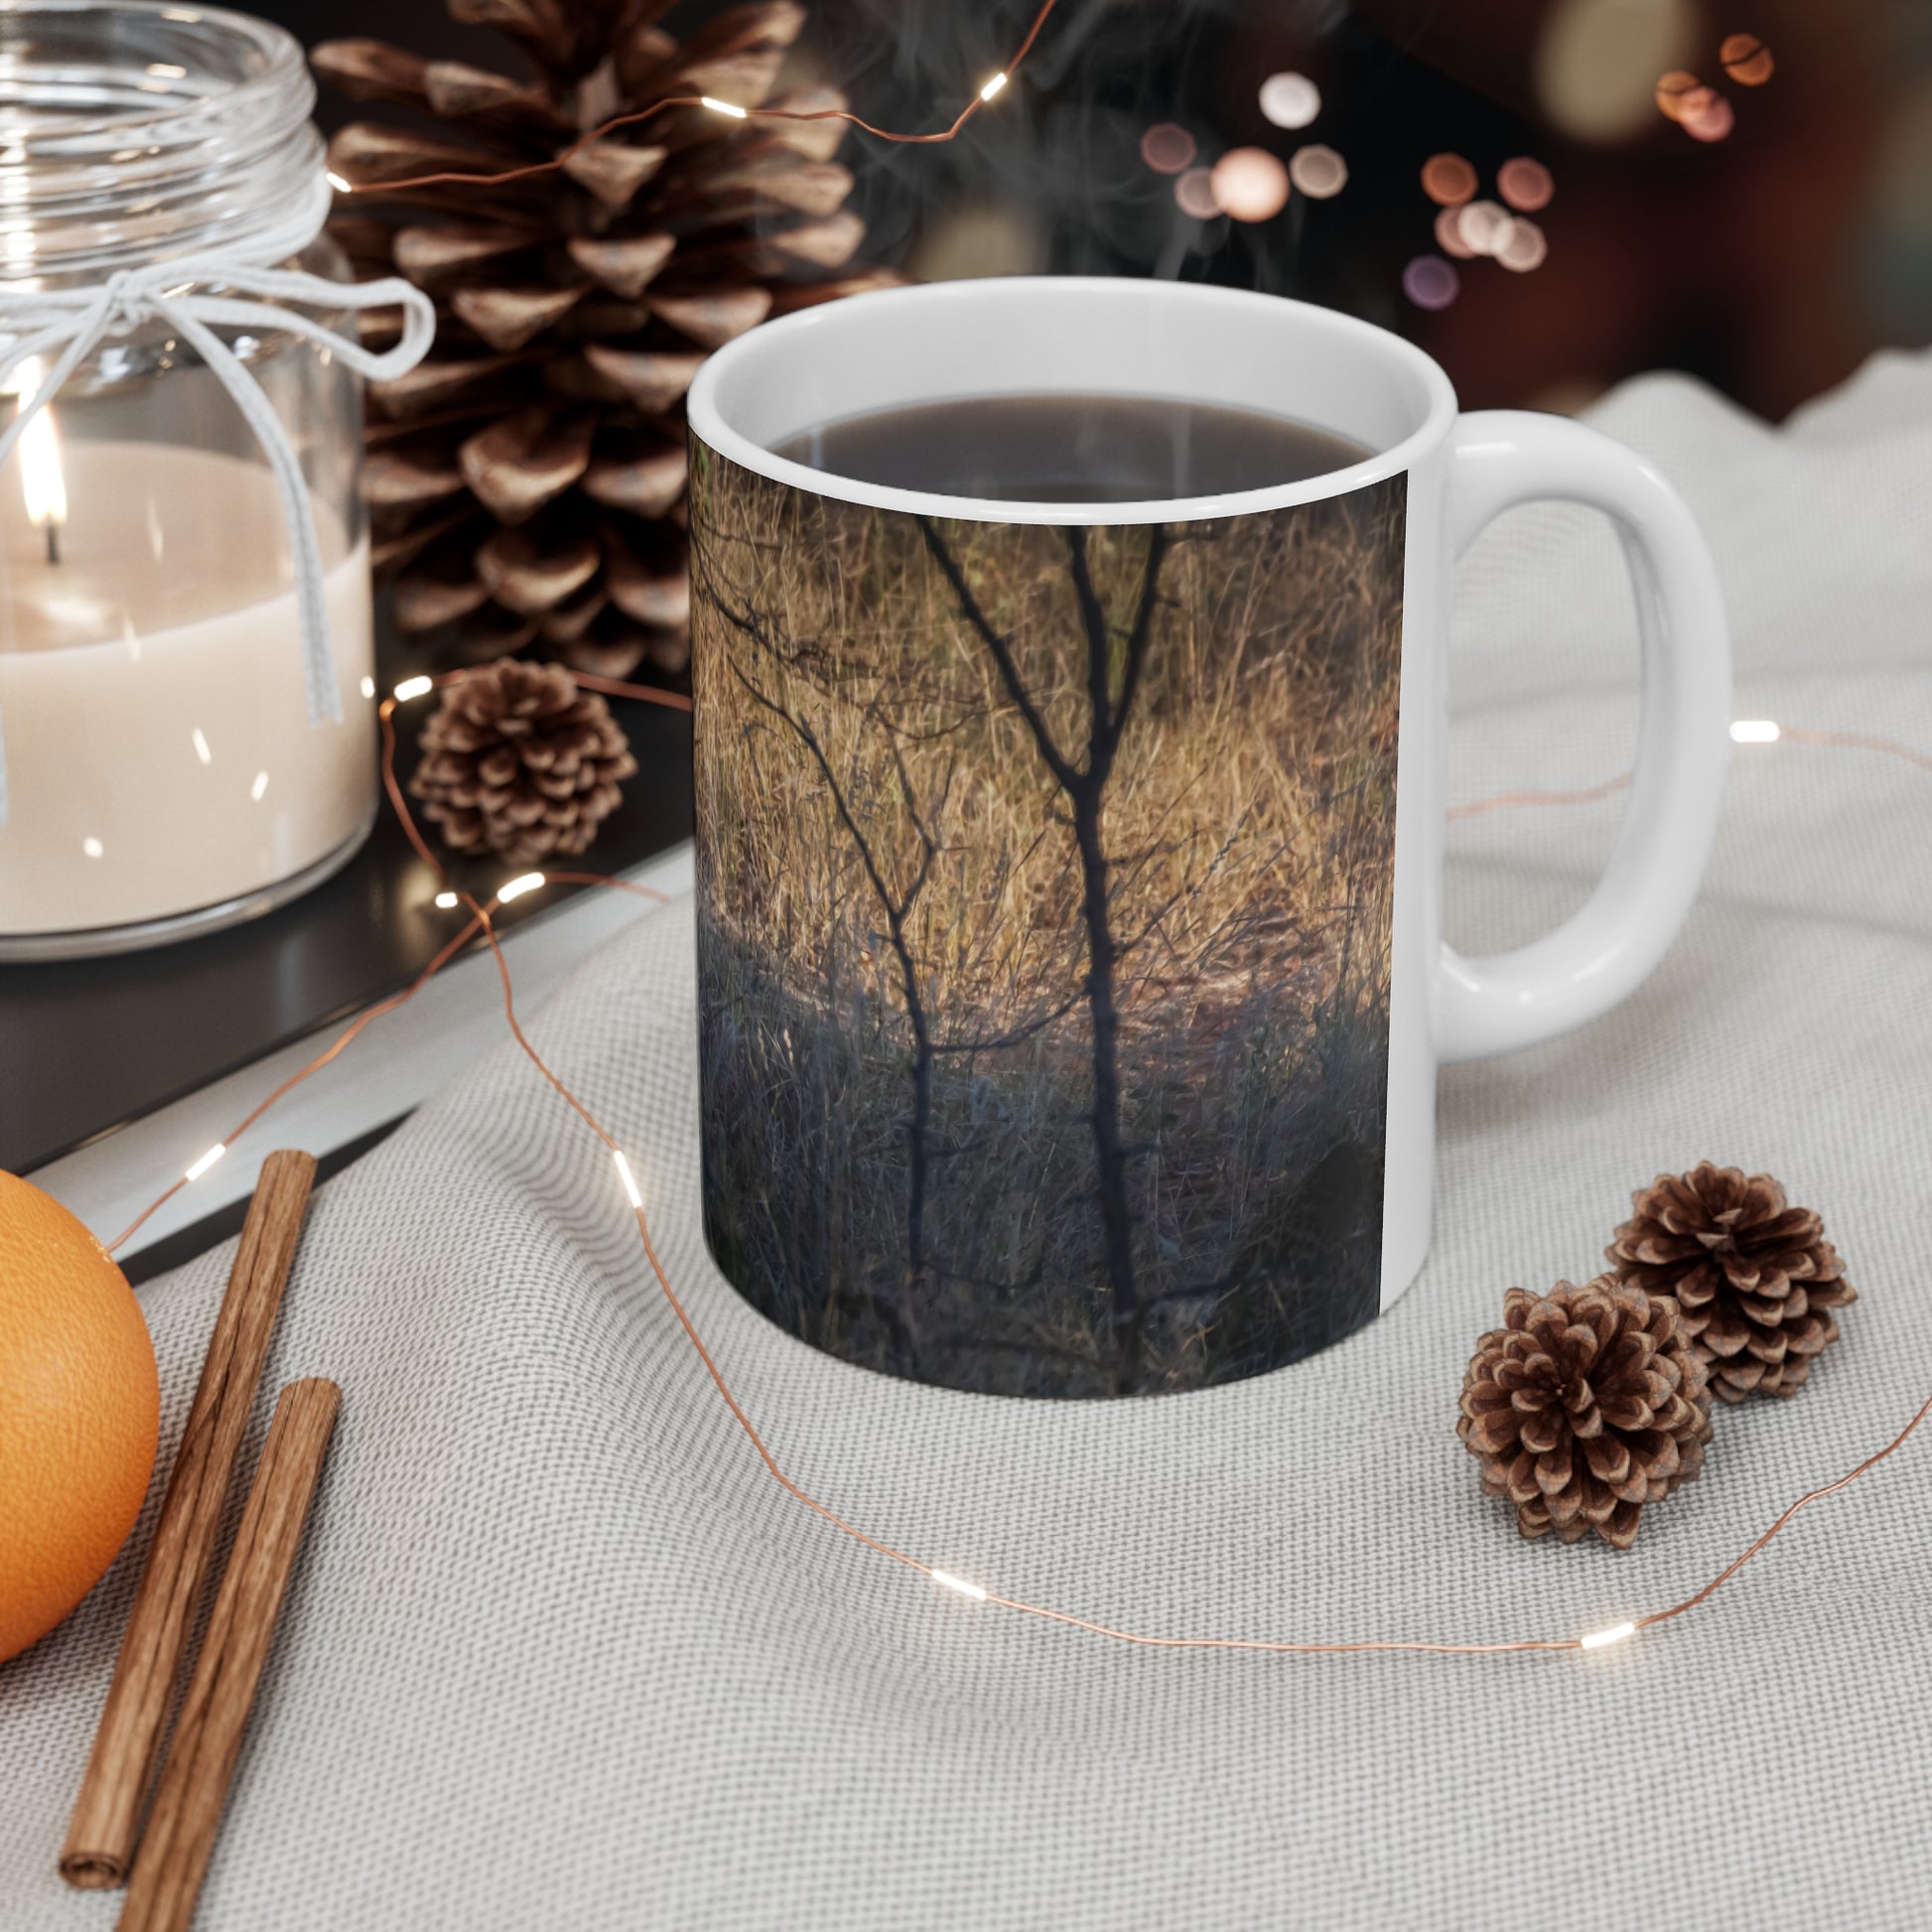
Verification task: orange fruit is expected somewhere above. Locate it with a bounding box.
[0,1172,159,1664]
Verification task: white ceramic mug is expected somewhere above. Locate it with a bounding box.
[687,278,1730,1397]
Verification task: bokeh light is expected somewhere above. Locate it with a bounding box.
[1403,255,1461,311]
[1682,90,1736,142]
[1536,0,1696,143]
[1673,82,1720,126]
[1421,153,1478,207]
[1258,71,1321,130]
[1140,122,1197,175]
[1721,33,1775,85]
[1497,218,1550,272]
[1173,167,1220,218]
[1868,74,1932,340]
[1655,69,1702,121]
[1455,199,1516,257]
[1288,144,1348,199]
[1210,146,1291,221]
[1497,158,1555,212]
[1434,205,1477,259]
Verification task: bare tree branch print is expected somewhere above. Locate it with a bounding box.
[700,565,951,1292]
[918,516,1170,1390]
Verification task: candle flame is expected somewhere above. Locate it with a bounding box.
[11,357,68,546]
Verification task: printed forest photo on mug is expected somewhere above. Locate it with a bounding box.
[691,447,1407,1398]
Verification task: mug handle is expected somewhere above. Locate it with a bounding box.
[1437,410,1732,1062]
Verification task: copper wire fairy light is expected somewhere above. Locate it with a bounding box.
[101,671,1932,1665]
[105,18,1932,1666]
[1449,723,1932,822]
[340,0,1065,197]
[1449,772,1631,822]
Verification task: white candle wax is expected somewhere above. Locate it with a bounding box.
[0,440,375,937]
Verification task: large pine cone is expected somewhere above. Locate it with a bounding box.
[315,0,893,681]
[1606,1163,1857,1403]
[409,660,637,865]
[1458,1279,1714,1549]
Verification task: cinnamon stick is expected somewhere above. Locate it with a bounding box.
[117,1380,342,1932]
[62,1150,318,1889]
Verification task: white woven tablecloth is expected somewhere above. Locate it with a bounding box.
[5,352,1931,1931]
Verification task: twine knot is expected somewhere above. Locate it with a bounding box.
[97,271,151,336]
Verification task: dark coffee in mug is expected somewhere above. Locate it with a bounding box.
[771,394,1370,502]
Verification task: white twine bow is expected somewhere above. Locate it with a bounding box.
[0,201,436,825]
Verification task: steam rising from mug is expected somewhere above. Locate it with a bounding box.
[820,0,1339,284]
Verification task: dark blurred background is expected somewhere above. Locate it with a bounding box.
[277,0,1932,422]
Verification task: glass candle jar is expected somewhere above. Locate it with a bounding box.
[0,1,378,958]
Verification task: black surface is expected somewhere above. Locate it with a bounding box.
[120,1114,408,1285]
[0,697,692,1177]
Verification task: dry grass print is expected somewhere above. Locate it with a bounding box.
[691,447,1406,1397]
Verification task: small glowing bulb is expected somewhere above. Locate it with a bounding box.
[701,95,748,118]
[1730,719,1781,744]
[81,836,103,859]
[250,769,269,802]
[497,871,546,903]
[192,727,211,765]
[930,1570,988,1602]
[979,71,1009,101]
[1579,1621,1636,1651]
[359,675,376,700]
[326,170,352,194]
[614,1150,644,1209]
[185,1142,227,1182]
[434,890,459,909]
[393,674,434,702]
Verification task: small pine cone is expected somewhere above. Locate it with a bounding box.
[409,660,637,867]
[1606,1163,1857,1403]
[1458,1278,1714,1549]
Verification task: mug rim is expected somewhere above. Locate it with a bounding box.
[686,276,1459,526]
